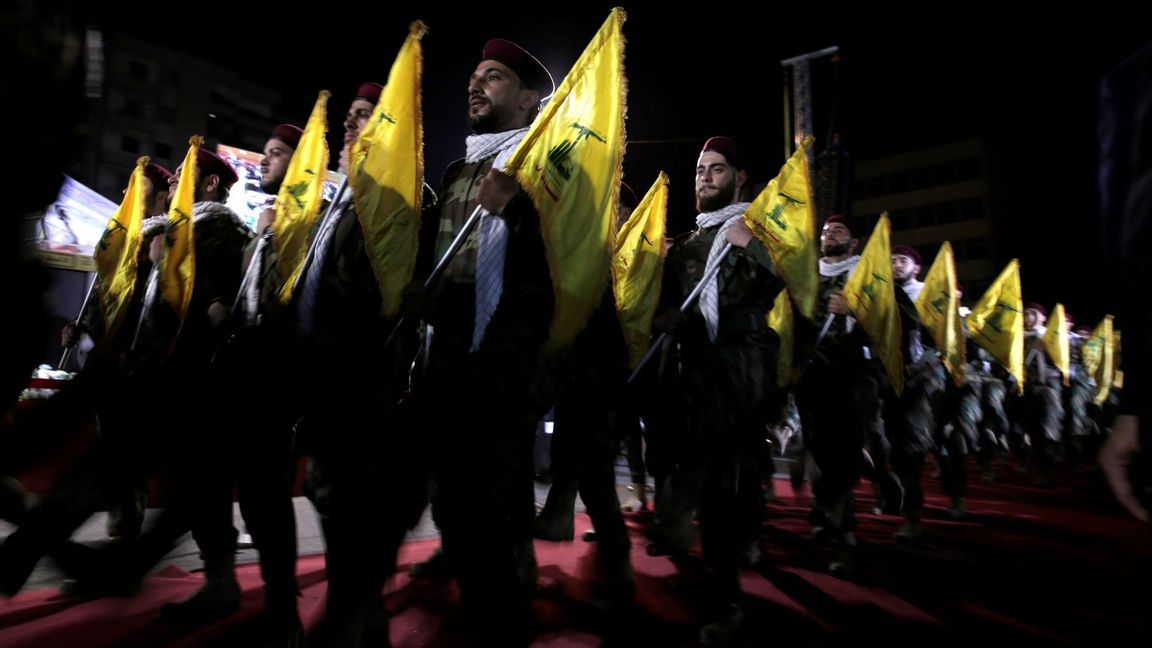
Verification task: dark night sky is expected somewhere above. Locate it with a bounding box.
[90,3,1149,323]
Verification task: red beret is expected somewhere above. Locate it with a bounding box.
[823,214,854,235]
[481,38,555,96]
[271,123,303,150]
[355,82,383,104]
[891,245,922,265]
[701,136,747,171]
[198,148,239,189]
[619,181,640,210]
[1024,302,1048,317]
[143,162,174,189]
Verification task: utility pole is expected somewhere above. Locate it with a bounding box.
[782,46,849,222]
[781,46,839,160]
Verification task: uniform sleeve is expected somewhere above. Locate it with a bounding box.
[743,237,780,276]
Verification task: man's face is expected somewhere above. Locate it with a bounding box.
[141,177,169,216]
[820,222,855,257]
[343,99,375,148]
[168,167,182,206]
[170,165,214,204]
[131,176,168,216]
[891,254,920,284]
[695,151,743,213]
[260,137,295,194]
[1024,308,1045,330]
[615,203,634,230]
[467,60,536,134]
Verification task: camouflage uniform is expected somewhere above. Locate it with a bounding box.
[78,202,252,589]
[1062,333,1099,466]
[415,155,554,642]
[290,191,426,631]
[652,221,783,609]
[881,283,940,533]
[935,358,980,503]
[796,256,920,573]
[795,259,877,546]
[1021,330,1065,481]
[535,291,634,602]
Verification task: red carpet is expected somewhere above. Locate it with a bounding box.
[1,467,1149,647]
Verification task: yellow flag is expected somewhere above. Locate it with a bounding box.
[844,213,904,394]
[766,289,794,387]
[1082,315,1114,404]
[915,242,966,386]
[1042,303,1071,386]
[503,8,627,350]
[743,136,819,321]
[94,156,148,341]
[160,136,200,326]
[277,90,331,304]
[349,22,426,318]
[966,259,1025,393]
[612,172,667,368]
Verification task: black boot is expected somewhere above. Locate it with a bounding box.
[699,602,744,645]
[408,546,452,580]
[160,552,241,626]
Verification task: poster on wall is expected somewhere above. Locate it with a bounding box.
[35,175,118,272]
[216,143,342,233]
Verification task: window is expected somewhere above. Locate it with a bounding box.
[960,198,983,220]
[162,70,180,87]
[889,210,913,231]
[915,205,935,227]
[964,238,988,260]
[121,136,140,153]
[861,176,884,199]
[934,162,958,184]
[956,158,981,181]
[128,60,148,82]
[888,172,909,194]
[122,98,143,118]
[936,201,962,224]
[912,167,934,190]
[154,142,172,159]
[156,105,175,124]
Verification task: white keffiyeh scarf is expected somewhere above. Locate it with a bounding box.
[467,127,530,351]
[465,127,530,165]
[695,201,750,342]
[817,254,861,336]
[818,254,859,278]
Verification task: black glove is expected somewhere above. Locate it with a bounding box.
[651,307,685,335]
[400,282,428,322]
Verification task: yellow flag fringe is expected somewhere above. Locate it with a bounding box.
[503,8,628,350]
[743,136,819,321]
[915,242,966,387]
[94,156,149,342]
[350,21,427,318]
[844,213,904,395]
[965,259,1025,393]
[277,90,331,305]
[160,135,202,334]
[611,171,667,368]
